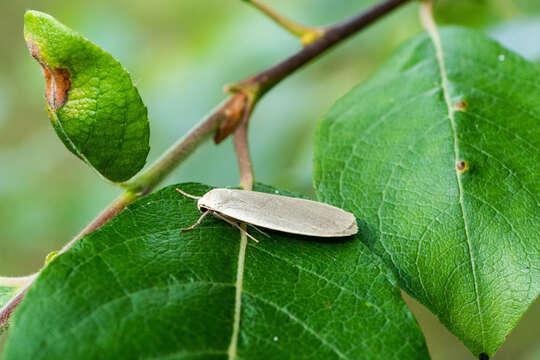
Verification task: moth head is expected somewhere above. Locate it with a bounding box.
[196,199,209,213]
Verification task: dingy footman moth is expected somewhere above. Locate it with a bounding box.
[176,188,358,242]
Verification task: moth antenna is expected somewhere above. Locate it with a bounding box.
[181,211,210,231]
[212,212,260,243]
[176,188,202,200]
[248,223,271,238]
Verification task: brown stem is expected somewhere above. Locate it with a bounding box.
[228,0,411,187]
[2,0,411,325]
[126,97,241,194]
[233,97,255,190]
[230,0,411,98]
[246,0,325,45]
[59,191,137,254]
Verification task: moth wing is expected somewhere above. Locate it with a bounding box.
[202,189,357,237]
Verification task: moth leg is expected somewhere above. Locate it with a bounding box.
[212,212,260,243]
[176,188,202,200]
[247,223,270,238]
[182,211,210,231]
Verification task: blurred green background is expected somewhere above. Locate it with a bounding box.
[0,0,538,358]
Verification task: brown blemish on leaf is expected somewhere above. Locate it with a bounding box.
[28,42,71,111]
[454,100,467,112]
[456,160,469,174]
[214,92,249,144]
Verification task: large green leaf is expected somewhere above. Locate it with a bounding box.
[23,11,150,182]
[314,26,540,357]
[2,183,428,360]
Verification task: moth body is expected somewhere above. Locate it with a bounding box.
[184,188,357,238]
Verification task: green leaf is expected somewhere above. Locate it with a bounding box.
[23,10,150,183]
[3,183,428,360]
[314,26,540,357]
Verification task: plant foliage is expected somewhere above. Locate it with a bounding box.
[314,26,540,357]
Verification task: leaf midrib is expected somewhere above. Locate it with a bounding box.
[423,18,486,348]
[227,228,248,359]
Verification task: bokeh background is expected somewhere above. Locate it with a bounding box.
[0,0,538,358]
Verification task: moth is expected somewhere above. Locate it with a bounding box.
[176,188,358,242]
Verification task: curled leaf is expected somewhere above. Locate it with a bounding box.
[24,10,150,182]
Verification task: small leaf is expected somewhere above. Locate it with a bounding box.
[24,10,150,182]
[314,26,540,357]
[3,183,429,360]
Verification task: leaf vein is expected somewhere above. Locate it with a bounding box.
[243,290,350,360]
[424,14,486,349]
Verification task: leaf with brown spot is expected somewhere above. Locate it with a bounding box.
[24,10,150,182]
[28,43,71,110]
[315,27,540,357]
